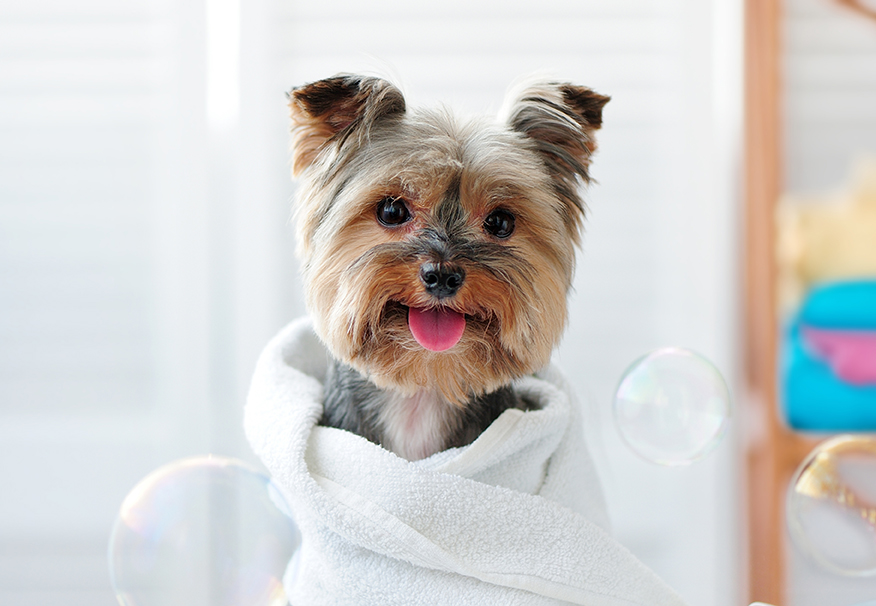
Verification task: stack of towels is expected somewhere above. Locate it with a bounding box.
[777,157,876,431]
[783,280,876,430]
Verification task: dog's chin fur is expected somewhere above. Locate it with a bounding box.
[339,299,522,403]
[288,74,608,459]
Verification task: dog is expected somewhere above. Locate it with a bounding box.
[287,74,608,461]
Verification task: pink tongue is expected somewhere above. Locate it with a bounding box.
[408,307,466,352]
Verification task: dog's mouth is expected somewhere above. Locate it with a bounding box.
[407,306,466,352]
[380,300,471,352]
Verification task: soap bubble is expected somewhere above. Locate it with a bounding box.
[787,435,876,577]
[109,455,299,606]
[613,348,731,466]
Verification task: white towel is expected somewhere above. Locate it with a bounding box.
[245,318,688,606]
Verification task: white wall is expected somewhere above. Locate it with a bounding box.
[0,1,744,604]
[785,0,876,196]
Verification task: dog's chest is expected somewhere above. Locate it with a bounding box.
[378,390,457,461]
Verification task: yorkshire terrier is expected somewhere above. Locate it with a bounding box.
[288,74,608,461]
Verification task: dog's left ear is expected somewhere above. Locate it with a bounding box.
[288,74,406,176]
[503,82,610,223]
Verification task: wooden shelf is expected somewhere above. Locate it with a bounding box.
[743,0,785,601]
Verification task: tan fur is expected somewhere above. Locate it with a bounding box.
[289,75,606,408]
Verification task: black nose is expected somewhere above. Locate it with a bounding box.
[419,262,465,298]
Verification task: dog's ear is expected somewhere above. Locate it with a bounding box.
[288,75,406,176]
[503,82,609,224]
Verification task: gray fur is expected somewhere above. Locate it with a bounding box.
[321,359,537,454]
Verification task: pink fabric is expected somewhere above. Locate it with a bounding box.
[802,326,876,385]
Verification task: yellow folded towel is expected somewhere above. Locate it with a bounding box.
[777,156,876,313]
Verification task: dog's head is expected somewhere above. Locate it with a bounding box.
[288,75,608,404]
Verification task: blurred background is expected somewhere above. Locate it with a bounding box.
[0,0,874,605]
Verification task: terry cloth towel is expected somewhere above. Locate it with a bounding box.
[245,318,688,606]
[782,280,876,430]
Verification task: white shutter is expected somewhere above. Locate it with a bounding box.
[1,0,745,604]
[0,1,214,603]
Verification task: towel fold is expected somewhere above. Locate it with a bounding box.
[800,280,876,330]
[245,317,688,606]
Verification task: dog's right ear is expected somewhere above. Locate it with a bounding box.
[288,75,406,176]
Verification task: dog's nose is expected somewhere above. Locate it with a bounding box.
[419,262,465,298]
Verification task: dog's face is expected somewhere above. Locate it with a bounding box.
[289,76,608,404]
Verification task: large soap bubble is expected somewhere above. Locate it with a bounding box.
[613,348,731,466]
[109,455,299,606]
[787,435,876,576]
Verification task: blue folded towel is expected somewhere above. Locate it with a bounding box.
[782,323,876,431]
[781,279,876,431]
[800,280,876,330]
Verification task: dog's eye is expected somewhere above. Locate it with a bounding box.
[376,196,411,227]
[483,209,515,238]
